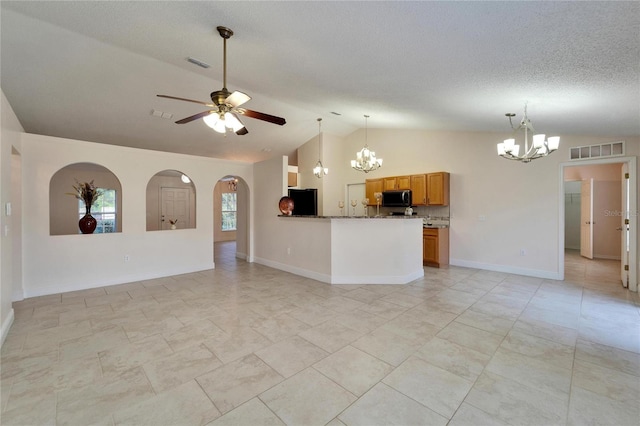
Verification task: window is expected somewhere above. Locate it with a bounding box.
[221,192,237,231]
[79,188,117,233]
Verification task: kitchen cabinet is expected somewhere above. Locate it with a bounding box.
[426,172,450,206]
[410,174,427,206]
[423,227,449,267]
[365,178,383,206]
[383,175,410,191]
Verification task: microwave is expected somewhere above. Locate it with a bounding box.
[381,190,412,207]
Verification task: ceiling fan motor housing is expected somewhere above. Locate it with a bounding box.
[211,89,232,107]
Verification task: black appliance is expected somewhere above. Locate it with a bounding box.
[288,188,318,216]
[382,190,412,207]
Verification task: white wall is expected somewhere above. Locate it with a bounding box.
[1,90,24,345]
[19,133,253,298]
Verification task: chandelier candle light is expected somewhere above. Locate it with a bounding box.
[351,115,383,173]
[497,104,559,163]
[313,118,328,178]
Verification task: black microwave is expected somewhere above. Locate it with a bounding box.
[381,190,412,207]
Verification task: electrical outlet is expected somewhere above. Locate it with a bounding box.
[124,255,130,262]
[287,247,291,255]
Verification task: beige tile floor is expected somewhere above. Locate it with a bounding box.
[1,243,639,425]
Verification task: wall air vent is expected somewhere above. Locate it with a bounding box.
[570,141,625,160]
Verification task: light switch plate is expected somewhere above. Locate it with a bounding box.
[5,202,11,216]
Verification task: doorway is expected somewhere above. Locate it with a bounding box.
[560,157,637,291]
[214,176,250,262]
[346,183,366,217]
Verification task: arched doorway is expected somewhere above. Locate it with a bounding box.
[214,176,250,264]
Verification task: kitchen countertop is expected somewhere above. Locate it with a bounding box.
[278,215,450,228]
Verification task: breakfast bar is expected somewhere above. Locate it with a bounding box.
[272,215,424,285]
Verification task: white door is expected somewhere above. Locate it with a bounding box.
[580,178,594,259]
[161,187,190,229]
[621,164,630,287]
[347,183,366,217]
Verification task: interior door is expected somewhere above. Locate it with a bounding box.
[621,164,630,287]
[347,183,366,216]
[161,187,190,229]
[580,178,594,259]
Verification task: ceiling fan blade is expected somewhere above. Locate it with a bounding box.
[237,108,286,126]
[225,91,251,108]
[175,110,214,124]
[236,127,249,136]
[157,94,215,108]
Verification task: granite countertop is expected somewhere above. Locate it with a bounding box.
[278,215,423,219]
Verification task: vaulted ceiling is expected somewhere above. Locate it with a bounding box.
[1,1,638,162]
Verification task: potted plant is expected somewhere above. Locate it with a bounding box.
[68,180,103,234]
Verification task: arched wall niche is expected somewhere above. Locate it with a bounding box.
[49,162,122,235]
[146,170,196,231]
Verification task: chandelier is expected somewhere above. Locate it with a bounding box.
[313,118,328,178]
[228,178,238,191]
[497,104,559,163]
[351,115,382,173]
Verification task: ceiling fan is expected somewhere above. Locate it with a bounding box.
[157,26,286,135]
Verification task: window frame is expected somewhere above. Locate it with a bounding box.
[221,191,237,232]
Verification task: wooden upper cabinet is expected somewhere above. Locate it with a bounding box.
[426,172,450,206]
[410,174,427,205]
[383,175,410,190]
[397,176,411,190]
[369,172,449,206]
[383,177,397,191]
[365,178,383,206]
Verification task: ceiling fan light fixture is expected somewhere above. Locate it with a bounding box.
[203,113,226,133]
[157,26,285,134]
[224,112,245,132]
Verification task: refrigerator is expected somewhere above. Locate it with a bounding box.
[288,188,318,216]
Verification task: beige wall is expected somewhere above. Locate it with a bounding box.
[299,127,639,279]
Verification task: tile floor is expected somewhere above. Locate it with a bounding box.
[1,243,639,425]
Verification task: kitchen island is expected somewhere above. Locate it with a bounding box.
[258,215,424,285]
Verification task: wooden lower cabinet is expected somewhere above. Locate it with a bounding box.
[423,227,449,267]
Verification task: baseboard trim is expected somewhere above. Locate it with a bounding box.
[450,258,562,280]
[1,308,15,348]
[253,257,424,285]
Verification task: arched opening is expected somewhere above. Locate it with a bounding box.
[146,170,196,231]
[214,175,250,264]
[49,162,122,235]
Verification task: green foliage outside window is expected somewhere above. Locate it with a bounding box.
[222,192,237,231]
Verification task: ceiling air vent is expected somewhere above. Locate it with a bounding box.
[187,57,210,69]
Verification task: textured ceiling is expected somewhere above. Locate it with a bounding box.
[1,1,638,162]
